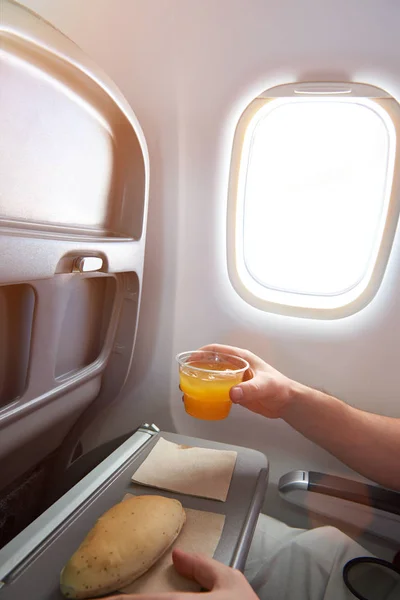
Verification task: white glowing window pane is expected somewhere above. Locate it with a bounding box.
[243,100,390,296]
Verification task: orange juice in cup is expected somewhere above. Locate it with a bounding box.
[176,351,249,420]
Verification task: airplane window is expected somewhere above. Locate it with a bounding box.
[228,83,399,318]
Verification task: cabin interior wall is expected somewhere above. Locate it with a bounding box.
[19,0,400,556]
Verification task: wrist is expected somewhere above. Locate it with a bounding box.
[281,379,349,425]
[280,378,314,421]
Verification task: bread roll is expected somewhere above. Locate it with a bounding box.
[60,495,186,599]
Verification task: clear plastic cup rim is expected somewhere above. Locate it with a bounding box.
[176,350,250,375]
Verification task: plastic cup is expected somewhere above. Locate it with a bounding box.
[176,350,249,421]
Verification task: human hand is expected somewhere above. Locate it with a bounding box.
[199,343,299,419]
[102,548,258,599]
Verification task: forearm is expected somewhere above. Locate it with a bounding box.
[283,383,400,491]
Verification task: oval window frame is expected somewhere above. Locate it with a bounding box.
[227,82,400,319]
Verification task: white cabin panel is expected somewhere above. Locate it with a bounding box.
[19,0,400,549]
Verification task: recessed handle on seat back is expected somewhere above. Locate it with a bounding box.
[279,471,400,516]
[74,256,104,272]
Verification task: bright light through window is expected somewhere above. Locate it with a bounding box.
[231,92,397,315]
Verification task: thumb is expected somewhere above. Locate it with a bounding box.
[230,376,265,406]
[172,548,232,590]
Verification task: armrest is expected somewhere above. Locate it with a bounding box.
[279,470,400,516]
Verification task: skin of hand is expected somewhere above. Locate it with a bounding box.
[101,548,259,600]
[199,343,298,419]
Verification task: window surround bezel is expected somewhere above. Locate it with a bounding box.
[227,82,400,319]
